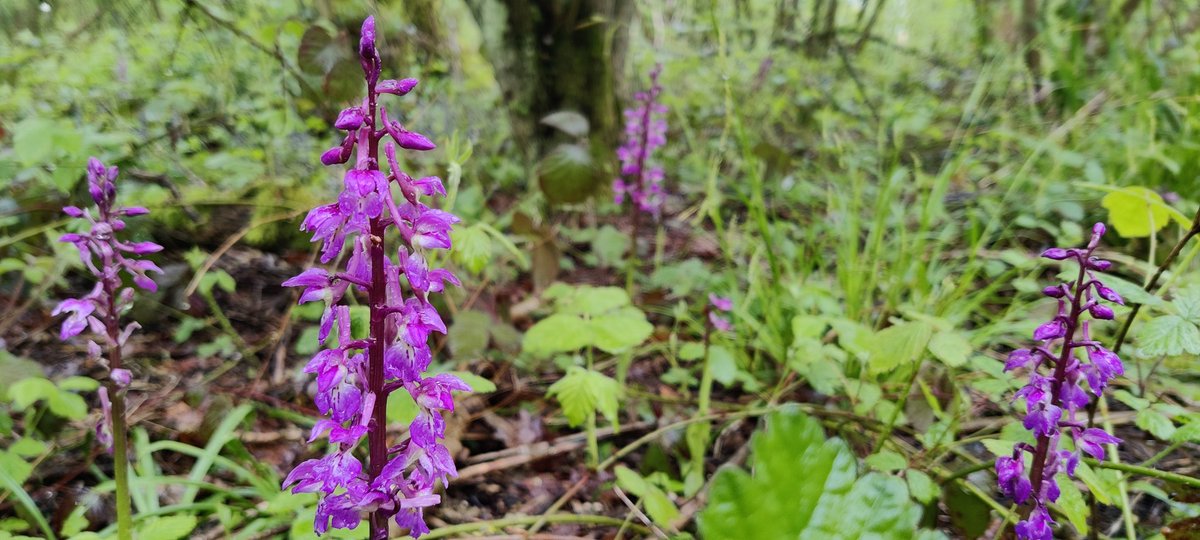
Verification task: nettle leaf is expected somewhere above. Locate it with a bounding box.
[615,466,679,527]
[547,367,621,428]
[522,314,591,357]
[1137,315,1200,357]
[699,410,933,539]
[927,330,972,368]
[1100,186,1187,238]
[867,321,933,375]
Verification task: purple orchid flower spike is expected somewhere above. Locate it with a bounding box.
[55,157,161,539]
[614,64,667,217]
[282,15,467,539]
[997,223,1124,538]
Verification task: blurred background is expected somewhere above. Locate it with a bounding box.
[3,0,1200,538]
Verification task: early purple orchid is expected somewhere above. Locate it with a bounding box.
[281,16,468,539]
[996,223,1124,539]
[55,157,162,539]
[613,64,668,219]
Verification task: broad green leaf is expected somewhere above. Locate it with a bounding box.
[906,469,940,504]
[540,111,590,138]
[927,331,972,367]
[538,143,597,205]
[866,450,907,472]
[679,342,705,361]
[8,439,45,458]
[1172,285,1200,322]
[7,378,56,411]
[1135,408,1176,440]
[591,225,630,268]
[1100,186,1185,238]
[522,314,591,357]
[57,376,99,392]
[47,390,88,420]
[590,307,653,354]
[135,515,198,540]
[1056,474,1089,536]
[557,286,630,316]
[1112,389,1151,411]
[698,410,934,539]
[1170,420,1200,443]
[1138,315,1200,357]
[615,466,679,527]
[867,321,933,374]
[445,371,497,393]
[547,367,622,428]
[448,310,491,360]
[388,389,419,425]
[707,345,739,386]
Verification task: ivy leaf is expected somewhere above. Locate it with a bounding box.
[547,367,622,428]
[927,331,972,367]
[1138,315,1200,357]
[1100,186,1187,238]
[699,410,934,539]
[867,321,933,375]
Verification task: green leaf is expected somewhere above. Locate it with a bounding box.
[699,410,933,539]
[522,314,591,358]
[1170,420,1200,443]
[906,469,940,504]
[540,111,590,138]
[557,285,631,316]
[615,466,679,527]
[6,378,56,411]
[1172,285,1200,322]
[678,342,705,361]
[538,143,598,205]
[927,331,972,367]
[867,321,933,375]
[135,515,198,540]
[448,310,491,360]
[1137,315,1200,357]
[547,367,622,428]
[1101,186,1185,238]
[9,439,45,458]
[591,225,630,268]
[61,505,89,537]
[707,345,738,386]
[47,390,88,420]
[1112,389,1151,411]
[1135,408,1176,440]
[589,307,653,354]
[1055,474,1089,536]
[57,376,99,392]
[866,450,907,472]
[450,224,492,275]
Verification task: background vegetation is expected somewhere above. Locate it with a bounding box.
[3,0,1200,538]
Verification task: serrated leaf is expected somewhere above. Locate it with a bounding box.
[1056,474,1089,536]
[547,367,621,428]
[906,469,940,504]
[699,410,934,539]
[590,307,653,354]
[867,321,933,374]
[7,378,56,411]
[1101,186,1185,238]
[1135,408,1176,440]
[1138,315,1200,357]
[522,314,591,358]
[866,450,907,472]
[927,331,972,367]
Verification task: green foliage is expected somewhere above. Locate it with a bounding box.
[546,366,621,428]
[699,410,939,539]
[521,284,653,358]
[1100,186,1189,238]
[614,466,679,528]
